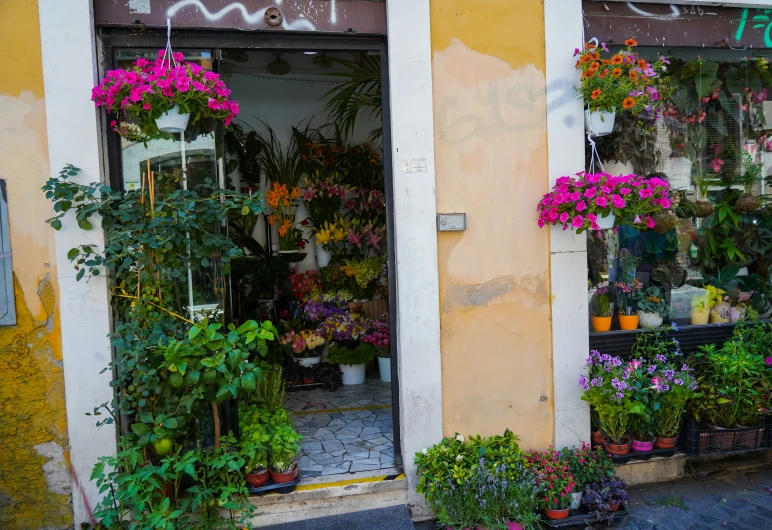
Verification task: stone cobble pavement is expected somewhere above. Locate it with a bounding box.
[601,469,772,530]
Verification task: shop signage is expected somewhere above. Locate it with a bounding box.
[584,2,772,49]
[94,0,387,34]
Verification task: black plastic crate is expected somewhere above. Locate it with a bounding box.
[679,418,772,456]
[589,321,740,359]
[539,504,629,528]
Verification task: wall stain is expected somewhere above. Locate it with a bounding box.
[442,274,548,314]
[0,275,72,530]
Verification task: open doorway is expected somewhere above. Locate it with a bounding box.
[221,49,397,479]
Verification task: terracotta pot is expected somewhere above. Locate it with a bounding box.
[245,468,269,487]
[654,435,678,449]
[544,507,570,520]
[631,438,654,452]
[591,431,604,445]
[591,316,612,332]
[608,503,620,512]
[603,435,631,455]
[271,464,298,484]
[618,313,639,330]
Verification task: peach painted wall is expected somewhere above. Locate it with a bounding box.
[430,0,554,449]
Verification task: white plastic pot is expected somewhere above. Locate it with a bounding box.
[584,109,616,136]
[595,212,616,230]
[570,491,583,510]
[295,356,321,368]
[316,245,332,268]
[340,363,366,385]
[155,104,190,133]
[378,356,391,383]
[638,310,664,329]
[603,160,635,176]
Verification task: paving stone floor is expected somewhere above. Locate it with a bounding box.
[285,378,395,478]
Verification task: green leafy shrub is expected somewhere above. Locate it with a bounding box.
[327,343,376,366]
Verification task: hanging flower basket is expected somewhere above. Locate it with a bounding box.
[92,50,239,142]
[536,172,672,233]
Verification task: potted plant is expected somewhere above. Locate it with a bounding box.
[615,277,643,330]
[92,50,239,142]
[224,123,263,191]
[537,172,671,233]
[689,289,711,325]
[653,365,698,449]
[637,286,669,328]
[269,423,303,483]
[582,476,628,524]
[328,343,376,385]
[302,171,350,267]
[590,287,614,332]
[363,314,391,383]
[691,168,720,218]
[575,39,666,136]
[734,150,763,213]
[240,440,270,487]
[560,444,614,510]
[540,467,576,520]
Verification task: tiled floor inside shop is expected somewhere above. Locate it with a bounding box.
[285,378,395,478]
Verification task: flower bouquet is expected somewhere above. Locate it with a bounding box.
[92,50,239,142]
[537,172,671,233]
[267,182,304,252]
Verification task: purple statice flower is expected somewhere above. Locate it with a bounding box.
[579,375,590,390]
[664,369,675,380]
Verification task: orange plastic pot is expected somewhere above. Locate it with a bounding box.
[591,316,612,332]
[271,464,298,484]
[603,435,631,455]
[245,468,269,487]
[544,507,570,520]
[591,431,604,445]
[618,314,639,330]
[654,435,678,449]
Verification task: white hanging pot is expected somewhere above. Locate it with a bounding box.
[340,363,366,385]
[316,245,332,268]
[155,104,190,133]
[585,109,616,136]
[378,356,391,383]
[595,212,616,230]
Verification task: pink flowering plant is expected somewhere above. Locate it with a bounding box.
[525,449,576,510]
[302,171,349,229]
[362,313,390,358]
[537,172,672,233]
[92,50,239,142]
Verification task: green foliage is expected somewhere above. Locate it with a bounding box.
[269,424,303,473]
[43,165,274,528]
[590,289,613,317]
[91,436,255,530]
[224,123,262,187]
[327,343,376,366]
[697,198,747,270]
[258,120,304,188]
[414,431,540,530]
[322,54,382,143]
[691,318,772,427]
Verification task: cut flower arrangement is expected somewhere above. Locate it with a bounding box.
[537,172,672,232]
[92,50,239,142]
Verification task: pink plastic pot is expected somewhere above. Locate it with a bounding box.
[631,439,654,452]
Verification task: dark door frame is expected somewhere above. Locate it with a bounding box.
[97,27,403,467]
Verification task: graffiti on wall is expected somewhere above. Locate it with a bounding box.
[94,0,386,34]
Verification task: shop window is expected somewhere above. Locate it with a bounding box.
[0,180,15,326]
[588,50,772,336]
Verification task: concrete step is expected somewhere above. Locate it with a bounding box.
[614,452,687,486]
[250,468,408,527]
[260,505,415,529]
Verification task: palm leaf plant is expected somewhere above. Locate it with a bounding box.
[258,119,304,188]
[322,54,382,143]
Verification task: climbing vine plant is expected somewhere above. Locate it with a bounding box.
[43,164,276,529]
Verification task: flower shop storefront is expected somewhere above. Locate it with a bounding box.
[39,0,445,525]
[542,1,772,466]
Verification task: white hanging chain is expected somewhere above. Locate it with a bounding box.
[160,18,178,70]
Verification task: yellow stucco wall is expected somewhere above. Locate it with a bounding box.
[431,0,554,449]
[0,1,72,528]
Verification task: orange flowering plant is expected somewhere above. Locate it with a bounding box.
[575,38,668,116]
[266,182,305,251]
